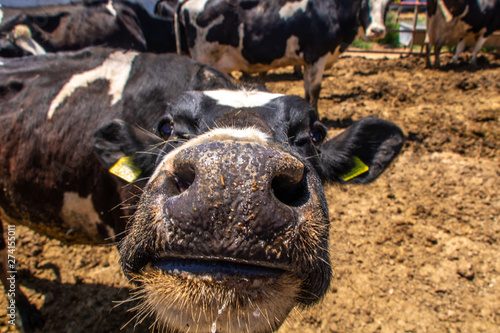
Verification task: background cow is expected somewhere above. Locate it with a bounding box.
[0,0,176,57]
[173,0,394,109]
[426,0,500,67]
[360,0,394,40]
[0,45,404,331]
[154,0,394,38]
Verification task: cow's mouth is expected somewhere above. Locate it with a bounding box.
[129,257,300,332]
[150,257,288,280]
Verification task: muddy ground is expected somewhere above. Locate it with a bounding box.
[1,52,499,333]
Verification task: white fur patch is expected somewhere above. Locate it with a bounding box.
[279,0,308,20]
[0,4,3,25]
[204,90,283,108]
[150,127,271,184]
[181,4,227,68]
[60,192,114,240]
[47,50,139,119]
[106,0,117,17]
[182,0,211,13]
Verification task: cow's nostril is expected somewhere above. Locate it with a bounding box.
[371,28,385,37]
[271,169,308,207]
[174,165,196,194]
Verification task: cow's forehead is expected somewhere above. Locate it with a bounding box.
[165,89,316,142]
[203,89,284,108]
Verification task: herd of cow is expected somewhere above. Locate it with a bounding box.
[0,0,496,332]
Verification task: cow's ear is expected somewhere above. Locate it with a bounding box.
[93,120,162,183]
[318,118,404,184]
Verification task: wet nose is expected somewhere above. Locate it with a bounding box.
[164,140,308,237]
[369,27,386,38]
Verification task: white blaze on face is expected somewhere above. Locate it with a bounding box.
[279,0,308,20]
[0,4,3,24]
[106,0,117,17]
[204,89,283,108]
[365,0,388,39]
[60,192,114,240]
[47,50,139,119]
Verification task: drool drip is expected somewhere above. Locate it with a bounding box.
[211,290,232,333]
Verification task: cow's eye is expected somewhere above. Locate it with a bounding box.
[310,126,326,145]
[159,120,174,140]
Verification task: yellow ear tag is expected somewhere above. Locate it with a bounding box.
[109,156,142,183]
[340,156,369,181]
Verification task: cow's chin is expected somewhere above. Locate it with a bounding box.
[128,267,300,333]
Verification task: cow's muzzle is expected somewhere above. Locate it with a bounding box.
[363,24,387,41]
[119,132,331,332]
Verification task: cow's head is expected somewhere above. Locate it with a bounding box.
[359,0,393,40]
[94,90,404,332]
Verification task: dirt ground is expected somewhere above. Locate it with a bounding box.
[1,51,499,333]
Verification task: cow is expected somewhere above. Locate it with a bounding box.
[426,0,500,67]
[157,0,395,40]
[0,48,404,332]
[0,0,176,58]
[172,0,395,110]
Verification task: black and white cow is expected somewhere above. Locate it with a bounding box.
[426,0,500,67]
[173,0,394,109]
[158,0,394,39]
[0,47,404,332]
[0,0,175,57]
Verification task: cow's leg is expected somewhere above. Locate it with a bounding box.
[258,71,267,82]
[425,43,433,68]
[470,34,488,66]
[434,44,442,68]
[0,220,43,332]
[452,39,466,64]
[293,65,303,78]
[304,56,327,110]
